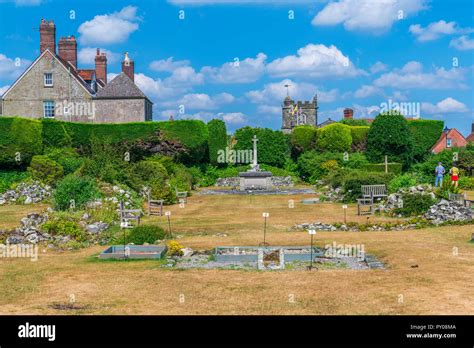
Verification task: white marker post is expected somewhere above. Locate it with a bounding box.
[308,229,316,270]
[342,204,348,224]
[262,212,269,246]
[165,211,172,238]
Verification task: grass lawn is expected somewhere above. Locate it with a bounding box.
[0,192,473,315]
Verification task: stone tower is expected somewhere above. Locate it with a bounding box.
[281,94,318,134]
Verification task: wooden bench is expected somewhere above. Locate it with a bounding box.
[357,184,387,215]
[176,190,188,203]
[448,193,466,205]
[119,200,141,228]
[148,199,164,216]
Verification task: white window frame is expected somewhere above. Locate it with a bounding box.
[44,73,53,87]
[43,101,55,118]
[446,138,452,148]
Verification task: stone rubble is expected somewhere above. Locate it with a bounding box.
[424,199,473,225]
[293,221,418,232]
[375,184,436,214]
[0,181,51,206]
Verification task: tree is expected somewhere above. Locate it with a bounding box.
[366,112,414,168]
[290,125,317,158]
[316,123,352,152]
[207,119,227,166]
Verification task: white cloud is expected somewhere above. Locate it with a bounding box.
[0,53,31,81]
[164,66,204,87]
[312,0,427,32]
[0,85,10,96]
[220,112,247,125]
[77,47,120,65]
[450,35,474,51]
[323,104,380,120]
[14,0,41,5]
[266,44,364,79]
[354,85,383,98]
[149,57,191,72]
[422,97,468,114]
[374,61,468,90]
[246,79,337,104]
[78,6,140,45]
[409,20,460,42]
[168,0,316,4]
[201,53,267,83]
[257,104,281,116]
[369,61,388,74]
[134,73,179,100]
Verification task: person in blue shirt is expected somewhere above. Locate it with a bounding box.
[434,162,445,187]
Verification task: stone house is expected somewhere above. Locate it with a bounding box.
[0,19,152,123]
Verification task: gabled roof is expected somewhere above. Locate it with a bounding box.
[2,49,94,98]
[77,69,95,81]
[95,72,149,101]
[430,128,467,152]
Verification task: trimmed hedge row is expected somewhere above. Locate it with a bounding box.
[0,117,43,168]
[407,119,444,162]
[0,117,209,167]
[363,162,402,175]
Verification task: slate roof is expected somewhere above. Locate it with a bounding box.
[95,73,148,100]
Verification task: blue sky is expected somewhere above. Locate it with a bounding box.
[0,0,473,134]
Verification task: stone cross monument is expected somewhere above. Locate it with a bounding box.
[238,134,272,191]
[251,135,259,171]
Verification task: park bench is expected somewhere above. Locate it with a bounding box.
[448,193,474,208]
[176,190,188,203]
[119,200,142,228]
[357,184,387,215]
[148,199,164,216]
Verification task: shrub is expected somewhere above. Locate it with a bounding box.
[290,125,317,157]
[407,120,444,162]
[435,179,460,199]
[316,123,352,152]
[458,177,474,190]
[340,119,370,126]
[207,119,227,166]
[128,225,167,244]
[366,112,414,169]
[393,193,436,217]
[0,170,30,193]
[53,175,100,211]
[27,155,64,185]
[362,163,403,175]
[45,148,84,175]
[167,240,184,256]
[0,117,43,169]
[350,126,369,151]
[41,212,86,241]
[388,174,418,193]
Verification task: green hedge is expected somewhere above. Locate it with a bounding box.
[207,119,227,166]
[363,163,403,174]
[342,170,395,202]
[350,126,369,151]
[407,120,444,162]
[291,125,317,156]
[0,117,43,168]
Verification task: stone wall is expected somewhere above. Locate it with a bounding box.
[93,98,147,123]
[216,176,293,187]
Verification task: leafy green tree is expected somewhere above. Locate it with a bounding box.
[366,112,414,169]
[290,125,317,158]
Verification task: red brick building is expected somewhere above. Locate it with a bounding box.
[431,127,468,154]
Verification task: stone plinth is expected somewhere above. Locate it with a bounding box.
[238,170,273,191]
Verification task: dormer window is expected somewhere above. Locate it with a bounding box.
[44,73,53,87]
[447,138,452,148]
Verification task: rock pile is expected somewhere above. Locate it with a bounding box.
[424,199,473,225]
[2,211,109,246]
[0,181,51,205]
[293,221,418,232]
[375,185,436,213]
[215,177,239,187]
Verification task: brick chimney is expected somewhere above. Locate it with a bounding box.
[40,19,56,54]
[58,36,77,69]
[95,48,107,84]
[122,52,134,82]
[344,108,354,119]
[472,122,474,133]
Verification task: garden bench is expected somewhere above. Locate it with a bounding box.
[119,200,141,228]
[357,184,387,216]
[448,193,466,205]
[176,190,188,203]
[148,199,164,216]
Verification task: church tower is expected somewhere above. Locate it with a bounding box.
[281,93,318,134]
